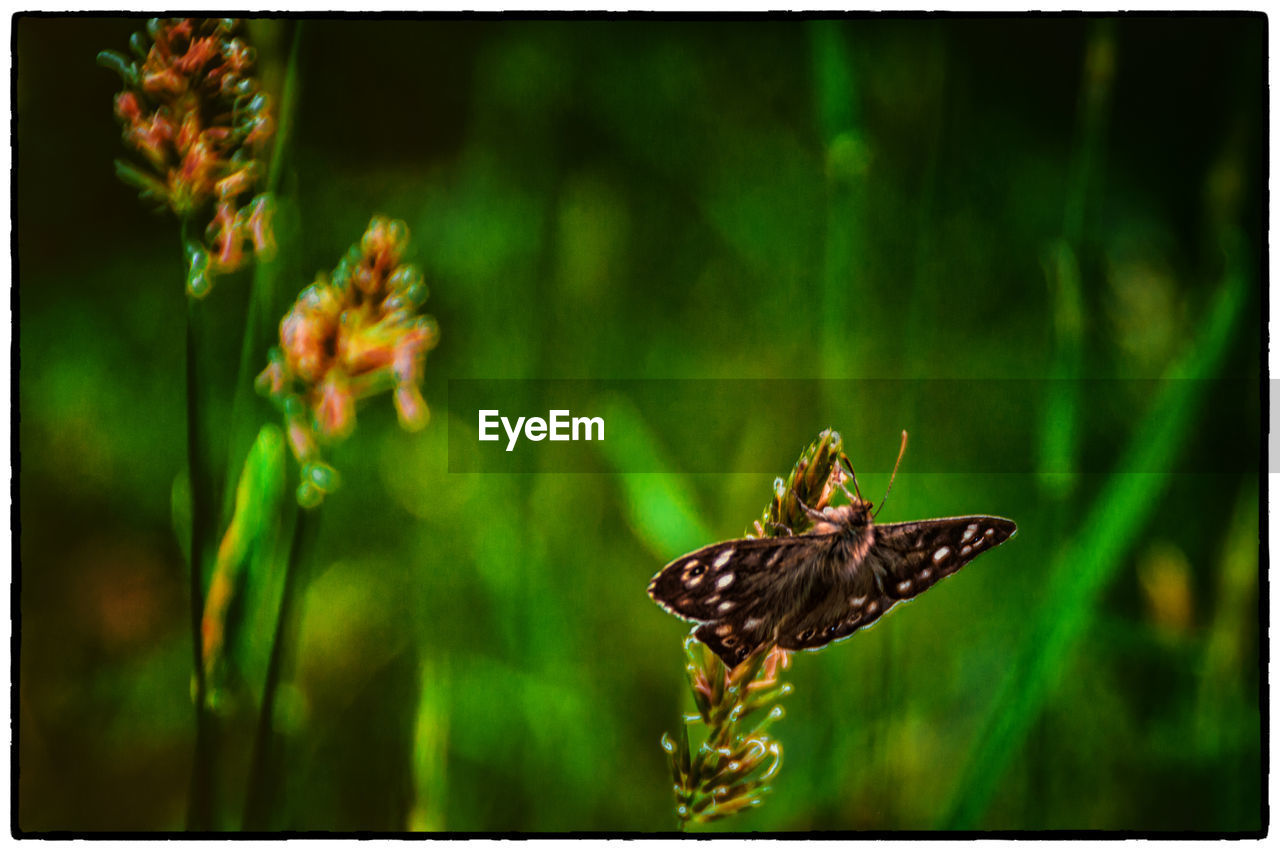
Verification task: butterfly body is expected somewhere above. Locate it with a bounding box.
[648,498,1016,668]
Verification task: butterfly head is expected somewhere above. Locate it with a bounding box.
[808,500,874,535]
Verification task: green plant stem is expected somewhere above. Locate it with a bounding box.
[185,265,217,831]
[243,505,318,830]
[221,23,303,527]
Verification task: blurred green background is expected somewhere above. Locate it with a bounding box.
[16,16,1263,832]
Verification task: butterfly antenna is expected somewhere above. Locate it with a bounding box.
[874,430,909,518]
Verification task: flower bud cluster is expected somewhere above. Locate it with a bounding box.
[750,427,847,539]
[99,18,275,296]
[256,217,440,507]
[663,639,790,826]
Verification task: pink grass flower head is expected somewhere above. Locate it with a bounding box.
[99,18,276,297]
[256,217,440,507]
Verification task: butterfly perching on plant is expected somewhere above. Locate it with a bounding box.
[648,431,1017,668]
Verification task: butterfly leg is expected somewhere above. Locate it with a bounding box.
[764,518,794,537]
[794,495,830,525]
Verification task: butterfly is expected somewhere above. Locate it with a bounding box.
[647,434,1017,668]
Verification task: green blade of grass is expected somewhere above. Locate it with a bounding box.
[408,662,450,831]
[940,230,1251,829]
[1039,21,1114,501]
[808,21,867,379]
[597,394,711,560]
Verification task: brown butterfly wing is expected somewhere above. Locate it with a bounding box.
[647,535,818,623]
[872,515,1017,599]
[650,535,835,667]
[779,515,1017,651]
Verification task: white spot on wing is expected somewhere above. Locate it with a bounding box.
[743,617,762,630]
[897,580,912,594]
[849,595,867,607]
[713,549,735,569]
[718,600,735,613]
[985,528,995,538]
[919,568,932,580]
[716,573,735,590]
[962,524,978,542]
[933,547,951,564]
[961,545,972,557]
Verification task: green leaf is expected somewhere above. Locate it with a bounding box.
[202,425,288,704]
